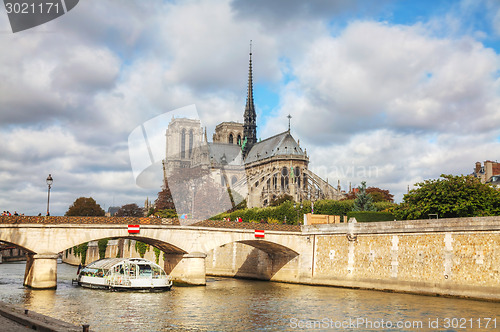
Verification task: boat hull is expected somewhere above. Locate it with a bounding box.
[77,280,172,292]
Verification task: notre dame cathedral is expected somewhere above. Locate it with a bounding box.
[162,48,344,210]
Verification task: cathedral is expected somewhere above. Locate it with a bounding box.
[162,48,344,211]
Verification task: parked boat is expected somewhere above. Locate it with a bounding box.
[76,258,172,291]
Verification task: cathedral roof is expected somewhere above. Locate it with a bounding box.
[208,143,243,166]
[244,131,306,164]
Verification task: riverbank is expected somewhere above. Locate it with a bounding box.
[0,300,85,332]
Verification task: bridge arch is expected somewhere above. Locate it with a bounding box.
[0,219,308,289]
[236,240,298,257]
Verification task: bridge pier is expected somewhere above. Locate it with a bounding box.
[164,252,207,286]
[23,254,58,290]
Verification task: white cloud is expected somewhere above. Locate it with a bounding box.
[274,21,500,144]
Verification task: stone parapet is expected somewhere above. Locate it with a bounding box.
[302,216,500,235]
[0,215,180,225]
[193,219,301,232]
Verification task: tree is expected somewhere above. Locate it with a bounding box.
[366,187,394,202]
[394,174,500,220]
[344,186,394,202]
[65,197,105,216]
[353,181,376,212]
[155,178,176,210]
[116,203,144,217]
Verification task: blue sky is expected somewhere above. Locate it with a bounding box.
[1,0,500,215]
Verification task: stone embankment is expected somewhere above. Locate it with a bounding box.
[0,301,85,331]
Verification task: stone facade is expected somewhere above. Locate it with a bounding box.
[473,160,500,183]
[213,122,244,145]
[164,118,204,174]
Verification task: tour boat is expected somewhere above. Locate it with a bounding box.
[76,258,172,291]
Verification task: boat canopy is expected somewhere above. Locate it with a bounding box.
[81,258,166,276]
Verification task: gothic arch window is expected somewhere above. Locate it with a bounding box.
[231,176,238,185]
[237,134,242,146]
[189,129,194,158]
[281,167,289,191]
[181,129,186,159]
[294,167,301,187]
[229,133,234,144]
[273,174,278,190]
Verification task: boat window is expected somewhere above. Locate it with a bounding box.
[129,264,136,277]
[113,265,125,275]
[152,266,162,279]
[139,264,152,277]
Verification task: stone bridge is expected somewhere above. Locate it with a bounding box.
[0,216,311,289]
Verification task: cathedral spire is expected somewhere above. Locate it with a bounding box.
[243,40,257,159]
[246,40,254,111]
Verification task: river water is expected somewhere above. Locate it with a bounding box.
[0,262,499,331]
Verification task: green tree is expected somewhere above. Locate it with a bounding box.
[394,174,500,220]
[151,209,178,218]
[353,181,377,212]
[65,197,105,216]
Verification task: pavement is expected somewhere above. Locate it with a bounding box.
[0,301,85,332]
[0,314,34,331]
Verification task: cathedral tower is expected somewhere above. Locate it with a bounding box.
[242,42,257,159]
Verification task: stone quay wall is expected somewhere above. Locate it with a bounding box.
[205,216,500,301]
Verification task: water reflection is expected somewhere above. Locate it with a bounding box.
[0,262,499,331]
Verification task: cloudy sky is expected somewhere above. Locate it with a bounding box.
[1,0,500,216]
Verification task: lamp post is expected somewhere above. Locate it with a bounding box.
[294,202,303,225]
[46,174,53,216]
[191,183,195,219]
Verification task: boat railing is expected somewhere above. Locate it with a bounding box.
[107,273,132,287]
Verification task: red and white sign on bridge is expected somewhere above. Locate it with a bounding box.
[128,225,140,233]
[254,229,265,238]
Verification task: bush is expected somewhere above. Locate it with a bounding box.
[314,199,354,216]
[347,211,395,222]
[210,198,394,224]
[152,209,178,218]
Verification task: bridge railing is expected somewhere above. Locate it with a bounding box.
[0,215,180,225]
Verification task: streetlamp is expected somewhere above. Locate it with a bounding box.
[191,183,195,219]
[46,174,53,216]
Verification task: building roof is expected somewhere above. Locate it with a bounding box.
[486,175,500,185]
[208,143,243,166]
[244,131,306,164]
[215,121,243,128]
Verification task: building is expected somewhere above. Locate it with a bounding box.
[162,48,344,210]
[473,161,500,184]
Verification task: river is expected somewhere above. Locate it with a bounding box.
[0,262,499,331]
